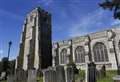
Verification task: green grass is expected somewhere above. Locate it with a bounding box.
[75,70,85,82]
[37,76,43,82]
[97,70,117,82]
[75,70,117,82]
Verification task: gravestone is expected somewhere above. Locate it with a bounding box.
[96,69,101,79]
[7,75,15,82]
[15,69,27,82]
[117,65,120,75]
[87,62,96,82]
[43,67,57,82]
[43,70,49,82]
[101,65,106,77]
[65,66,75,82]
[27,69,37,82]
[113,65,120,82]
[0,72,6,81]
[56,65,66,82]
[96,65,106,79]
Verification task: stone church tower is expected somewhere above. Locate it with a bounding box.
[16,7,52,70]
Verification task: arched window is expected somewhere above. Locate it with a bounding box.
[60,48,67,64]
[75,46,85,63]
[93,42,108,62]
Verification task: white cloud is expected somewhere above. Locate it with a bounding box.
[111,19,120,25]
[68,8,118,37]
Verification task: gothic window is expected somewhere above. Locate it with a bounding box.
[60,48,67,64]
[93,42,109,62]
[75,46,85,63]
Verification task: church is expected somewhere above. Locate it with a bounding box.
[16,7,120,71]
[52,25,120,70]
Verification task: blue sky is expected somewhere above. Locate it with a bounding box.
[0,0,120,60]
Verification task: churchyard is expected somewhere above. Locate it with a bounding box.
[1,0,120,82]
[0,63,119,82]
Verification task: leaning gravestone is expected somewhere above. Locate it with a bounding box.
[56,65,66,82]
[27,69,37,82]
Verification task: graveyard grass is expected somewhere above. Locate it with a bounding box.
[1,70,117,82]
[97,70,117,82]
[2,81,7,82]
[37,76,43,82]
[75,70,85,82]
[75,70,117,82]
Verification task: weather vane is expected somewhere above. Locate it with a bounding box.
[99,0,120,19]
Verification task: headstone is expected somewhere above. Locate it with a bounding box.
[96,65,106,79]
[101,65,106,77]
[65,66,75,82]
[96,69,101,79]
[0,72,6,80]
[27,69,37,82]
[15,69,27,82]
[7,75,15,82]
[113,64,120,82]
[117,65,120,75]
[56,65,66,82]
[43,67,57,82]
[87,62,96,82]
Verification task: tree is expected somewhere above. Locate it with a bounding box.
[99,0,120,19]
